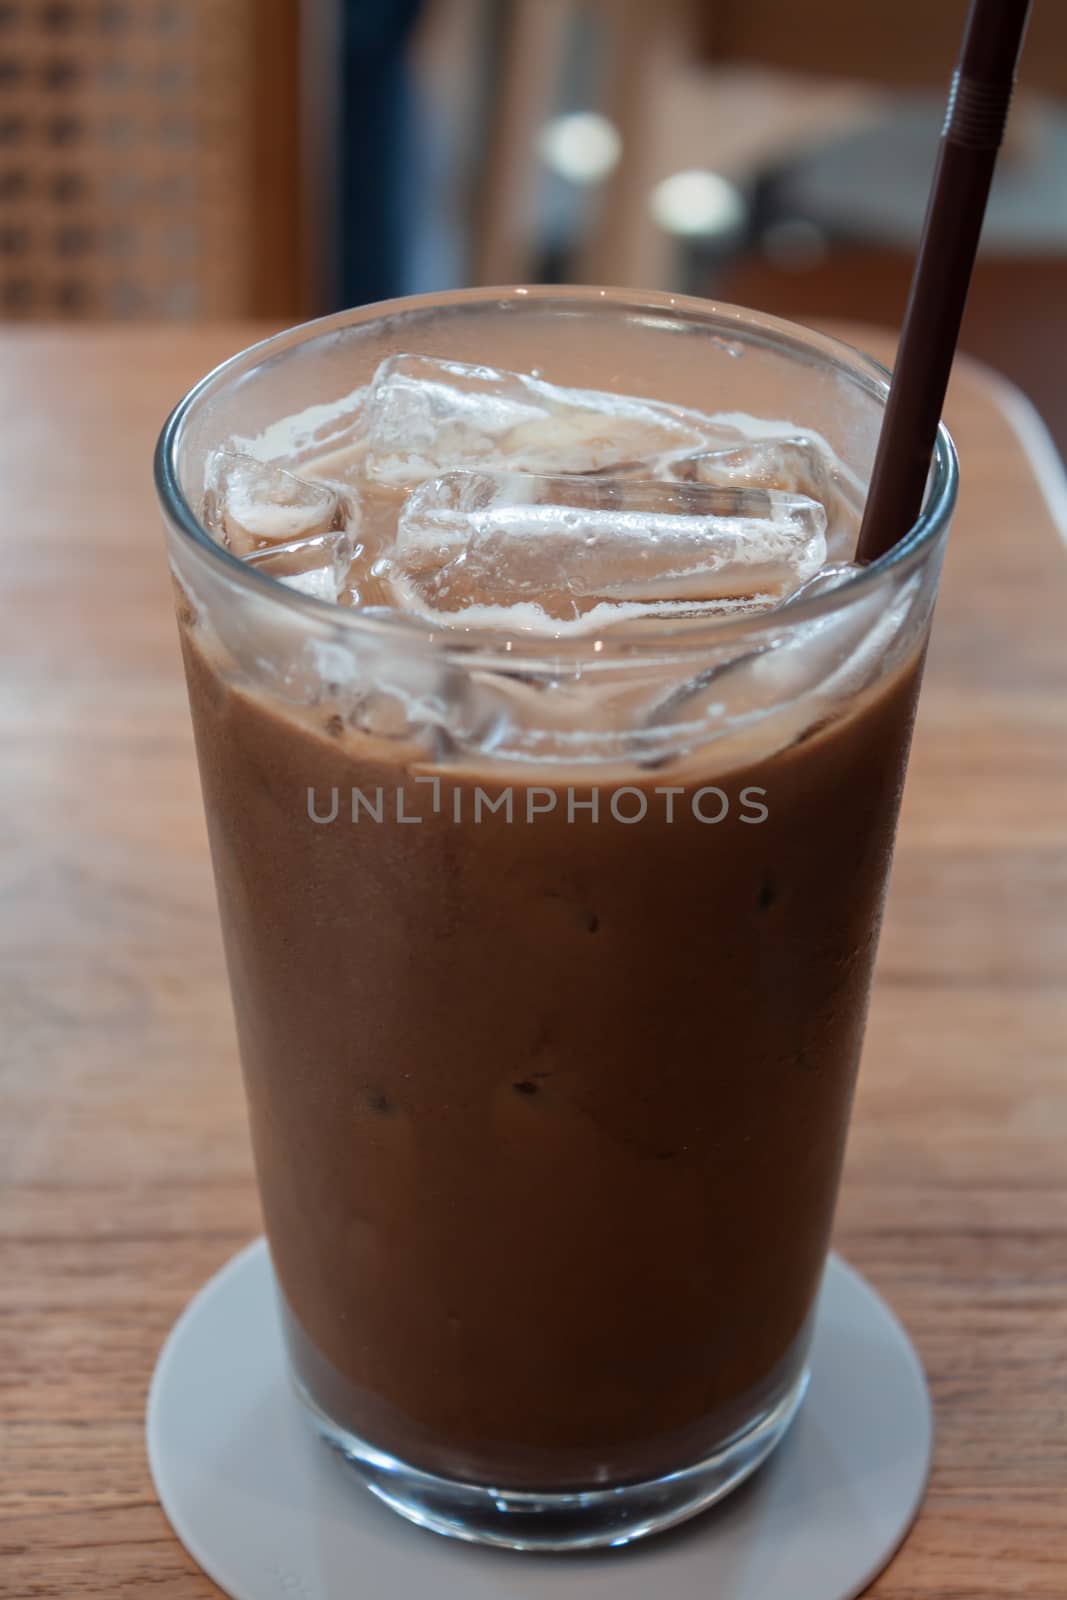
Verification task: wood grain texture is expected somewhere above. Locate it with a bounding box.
[1,323,1065,1597]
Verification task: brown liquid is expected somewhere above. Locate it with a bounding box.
[179,618,921,1490]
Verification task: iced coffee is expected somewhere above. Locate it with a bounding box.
[158,290,952,1548]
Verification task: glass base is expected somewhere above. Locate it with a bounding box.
[294,1366,810,1552]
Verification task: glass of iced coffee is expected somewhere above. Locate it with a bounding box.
[156,288,956,1551]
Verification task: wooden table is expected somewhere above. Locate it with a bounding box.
[1,324,1065,1597]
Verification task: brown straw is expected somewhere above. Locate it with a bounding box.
[855,0,1032,564]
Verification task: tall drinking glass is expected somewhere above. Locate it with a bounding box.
[156,288,956,1550]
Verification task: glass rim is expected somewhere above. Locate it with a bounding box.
[155,284,958,666]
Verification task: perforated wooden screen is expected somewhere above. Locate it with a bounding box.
[0,0,302,319]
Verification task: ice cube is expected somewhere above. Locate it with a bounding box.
[362,355,733,486]
[670,436,859,553]
[380,470,827,624]
[780,561,861,605]
[207,451,341,554]
[243,530,354,603]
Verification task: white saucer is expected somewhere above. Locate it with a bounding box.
[147,1240,932,1600]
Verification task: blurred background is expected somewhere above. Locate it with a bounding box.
[2,0,1065,441]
